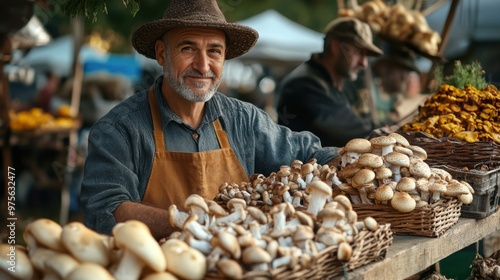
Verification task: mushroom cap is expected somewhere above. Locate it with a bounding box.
[429,180,448,194]
[458,192,474,204]
[352,169,376,187]
[294,211,316,228]
[345,138,373,153]
[0,244,34,280]
[444,180,470,197]
[293,225,315,242]
[227,198,247,211]
[333,195,353,211]
[337,164,361,179]
[246,207,268,224]
[300,163,315,175]
[460,180,475,194]
[143,272,180,280]
[394,146,413,157]
[364,217,379,231]
[23,218,65,252]
[391,192,416,213]
[206,200,228,217]
[242,246,272,265]
[410,161,431,179]
[375,166,393,179]
[211,231,241,259]
[396,177,416,192]
[66,263,114,280]
[161,239,206,280]
[374,183,395,202]
[345,210,358,224]
[370,135,396,148]
[61,221,109,266]
[384,152,410,167]
[409,145,428,160]
[112,220,167,273]
[357,153,384,169]
[337,242,353,262]
[388,132,410,147]
[184,194,209,213]
[317,208,345,223]
[216,258,243,280]
[305,180,332,197]
[416,178,430,192]
[44,252,80,279]
[430,167,453,181]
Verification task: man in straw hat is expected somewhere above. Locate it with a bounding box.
[81,0,339,239]
[276,17,384,147]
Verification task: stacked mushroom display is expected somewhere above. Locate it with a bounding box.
[0,218,205,280]
[338,0,442,56]
[168,193,390,279]
[335,133,474,213]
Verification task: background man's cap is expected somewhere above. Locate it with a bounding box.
[132,0,259,60]
[324,17,383,56]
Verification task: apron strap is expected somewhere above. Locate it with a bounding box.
[148,87,166,152]
[212,118,231,149]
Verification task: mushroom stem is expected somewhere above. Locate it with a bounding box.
[112,250,144,280]
[358,187,372,204]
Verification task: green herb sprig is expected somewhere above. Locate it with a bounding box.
[433,60,488,91]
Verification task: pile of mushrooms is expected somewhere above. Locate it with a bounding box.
[336,133,474,212]
[216,158,343,212]
[168,193,382,279]
[215,132,473,214]
[0,218,204,280]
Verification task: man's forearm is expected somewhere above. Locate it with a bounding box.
[113,201,179,240]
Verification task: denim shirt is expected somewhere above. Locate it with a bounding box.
[81,76,339,234]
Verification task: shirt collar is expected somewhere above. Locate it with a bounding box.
[306,53,333,85]
[153,76,224,128]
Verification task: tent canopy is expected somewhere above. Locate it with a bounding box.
[238,10,324,63]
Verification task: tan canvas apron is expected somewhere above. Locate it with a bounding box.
[142,88,248,211]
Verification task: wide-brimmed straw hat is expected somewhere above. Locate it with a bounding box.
[132,0,258,60]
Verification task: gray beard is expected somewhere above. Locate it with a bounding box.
[163,55,220,103]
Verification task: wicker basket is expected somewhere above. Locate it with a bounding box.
[353,197,462,237]
[205,224,393,280]
[397,130,500,170]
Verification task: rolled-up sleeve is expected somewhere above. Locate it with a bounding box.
[80,121,142,234]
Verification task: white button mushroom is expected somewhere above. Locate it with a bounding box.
[384,151,410,182]
[305,181,333,216]
[161,239,206,280]
[23,218,65,256]
[66,263,114,280]
[184,194,210,226]
[61,221,111,267]
[0,244,34,280]
[111,220,167,280]
[242,245,272,271]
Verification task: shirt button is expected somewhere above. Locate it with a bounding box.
[192,133,199,139]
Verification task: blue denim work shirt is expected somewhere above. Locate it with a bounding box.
[81,76,339,234]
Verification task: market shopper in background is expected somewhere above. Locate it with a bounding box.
[276,17,383,147]
[80,0,339,240]
[371,47,426,125]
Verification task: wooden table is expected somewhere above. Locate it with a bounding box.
[334,208,500,280]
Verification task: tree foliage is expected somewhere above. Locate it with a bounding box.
[43,0,339,53]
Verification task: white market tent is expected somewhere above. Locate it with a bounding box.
[237,9,324,63]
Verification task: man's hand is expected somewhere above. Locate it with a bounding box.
[114,201,177,240]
